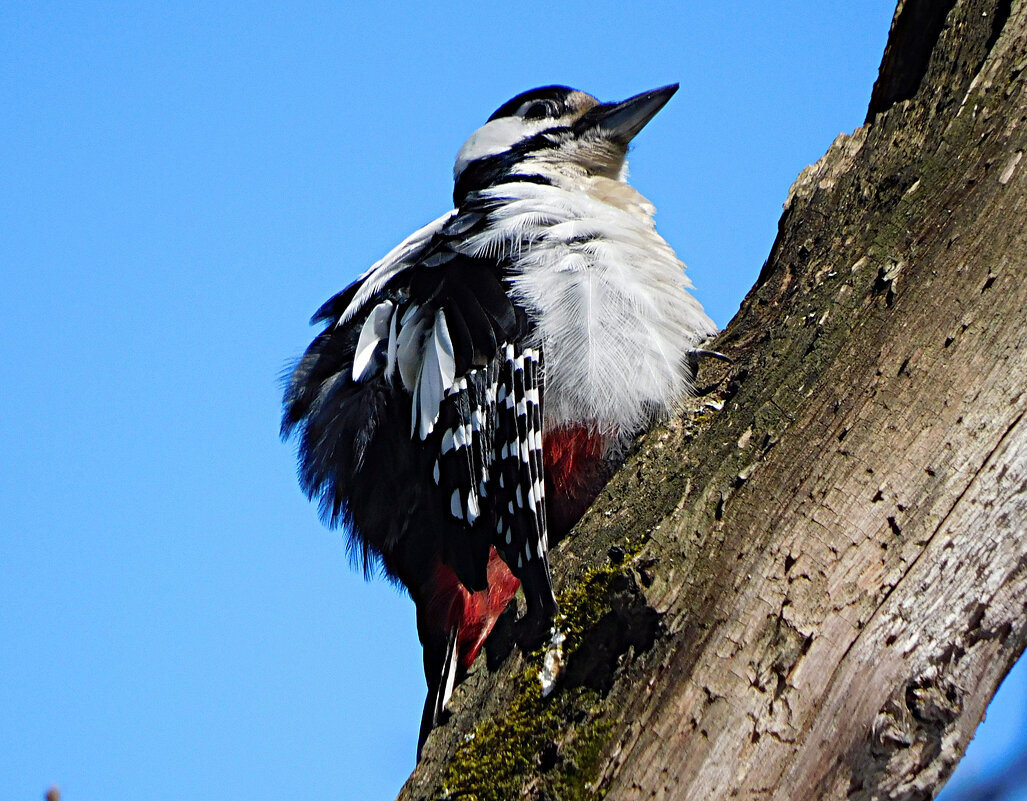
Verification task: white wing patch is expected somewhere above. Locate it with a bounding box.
[396,305,430,394]
[413,309,457,439]
[352,300,395,382]
[352,300,459,441]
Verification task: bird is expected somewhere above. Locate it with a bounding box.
[281,83,717,756]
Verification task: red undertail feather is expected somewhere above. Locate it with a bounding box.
[425,548,520,672]
[543,424,612,538]
[424,425,613,675]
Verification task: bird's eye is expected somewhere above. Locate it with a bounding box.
[522,100,560,120]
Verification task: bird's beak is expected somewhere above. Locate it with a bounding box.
[577,84,679,145]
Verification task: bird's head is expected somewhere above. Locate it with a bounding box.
[453,84,679,206]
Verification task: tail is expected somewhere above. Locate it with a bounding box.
[417,623,460,758]
[414,550,521,758]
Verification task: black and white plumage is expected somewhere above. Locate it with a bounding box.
[282,83,717,755]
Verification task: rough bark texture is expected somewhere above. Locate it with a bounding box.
[398,1,1027,798]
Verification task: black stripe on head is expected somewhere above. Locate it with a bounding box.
[453,134,561,206]
[487,86,577,122]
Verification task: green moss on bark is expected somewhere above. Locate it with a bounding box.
[441,557,645,800]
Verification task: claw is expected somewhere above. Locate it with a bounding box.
[686,348,732,378]
[689,348,732,363]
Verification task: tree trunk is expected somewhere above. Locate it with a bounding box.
[399,1,1027,798]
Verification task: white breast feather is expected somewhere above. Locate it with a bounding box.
[345,177,715,447]
[482,182,716,436]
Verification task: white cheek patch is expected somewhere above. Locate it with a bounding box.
[454,117,552,181]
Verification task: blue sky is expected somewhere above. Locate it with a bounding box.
[2,2,1023,800]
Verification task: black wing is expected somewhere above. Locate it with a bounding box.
[282,201,555,605]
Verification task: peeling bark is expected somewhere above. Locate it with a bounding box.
[398,1,1027,798]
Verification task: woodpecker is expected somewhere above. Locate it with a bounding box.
[281,83,717,756]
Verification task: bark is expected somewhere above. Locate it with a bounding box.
[399,1,1027,798]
